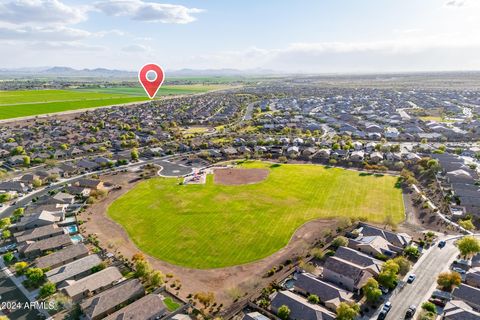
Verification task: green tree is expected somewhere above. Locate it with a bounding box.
[362,278,382,303]
[277,305,291,320]
[149,270,164,287]
[378,260,399,289]
[421,302,436,313]
[23,156,30,167]
[307,294,320,304]
[91,262,106,273]
[14,262,28,275]
[437,271,462,291]
[336,302,360,320]
[0,217,11,229]
[134,259,151,279]
[458,219,475,231]
[11,146,26,155]
[2,229,11,239]
[392,256,411,276]
[3,252,14,263]
[131,148,139,161]
[456,236,480,258]
[404,246,420,259]
[12,207,24,221]
[0,194,12,203]
[332,236,348,249]
[25,267,45,285]
[39,282,56,298]
[32,178,42,188]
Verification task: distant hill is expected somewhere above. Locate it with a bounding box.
[0,66,278,79]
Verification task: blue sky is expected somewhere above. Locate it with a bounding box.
[0,0,479,73]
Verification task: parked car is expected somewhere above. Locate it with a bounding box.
[378,302,392,320]
[407,274,416,283]
[438,240,446,248]
[405,305,416,318]
[452,267,466,274]
[380,286,389,294]
[377,310,387,320]
[428,298,446,307]
[383,301,392,312]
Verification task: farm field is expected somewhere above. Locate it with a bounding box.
[0,89,148,120]
[0,84,229,120]
[78,84,232,96]
[108,161,404,269]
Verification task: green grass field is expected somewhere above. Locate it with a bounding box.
[108,161,404,269]
[78,84,230,96]
[0,84,229,120]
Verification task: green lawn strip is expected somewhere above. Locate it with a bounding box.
[107,161,404,269]
[163,297,180,311]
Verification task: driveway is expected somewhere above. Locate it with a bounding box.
[383,238,459,320]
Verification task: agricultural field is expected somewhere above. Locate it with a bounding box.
[0,89,148,120]
[0,84,230,120]
[77,84,232,96]
[108,161,404,269]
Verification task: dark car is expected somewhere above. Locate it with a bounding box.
[438,240,446,248]
[429,298,446,307]
[405,305,416,318]
[378,310,387,320]
[378,301,392,319]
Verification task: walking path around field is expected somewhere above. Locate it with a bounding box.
[411,184,472,234]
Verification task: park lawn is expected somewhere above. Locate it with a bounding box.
[419,116,454,123]
[181,126,212,137]
[108,161,404,269]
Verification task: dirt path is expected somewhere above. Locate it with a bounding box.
[79,172,337,306]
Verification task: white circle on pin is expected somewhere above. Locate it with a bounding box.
[146,70,157,82]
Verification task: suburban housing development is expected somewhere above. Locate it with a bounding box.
[3,0,480,318]
[0,72,479,320]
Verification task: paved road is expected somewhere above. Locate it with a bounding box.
[157,160,193,177]
[243,102,255,121]
[383,239,459,320]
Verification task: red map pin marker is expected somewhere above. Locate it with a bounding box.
[138,63,165,99]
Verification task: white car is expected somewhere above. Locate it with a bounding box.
[407,274,416,283]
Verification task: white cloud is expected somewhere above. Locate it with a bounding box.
[0,0,87,25]
[28,41,105,51]
[444,0,467,7]
[181,34,480,72]
[121,44,151,52]
[95,0,203,24]
[0,25,91,41]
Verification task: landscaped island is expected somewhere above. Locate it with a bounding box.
[107,161,405,269]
